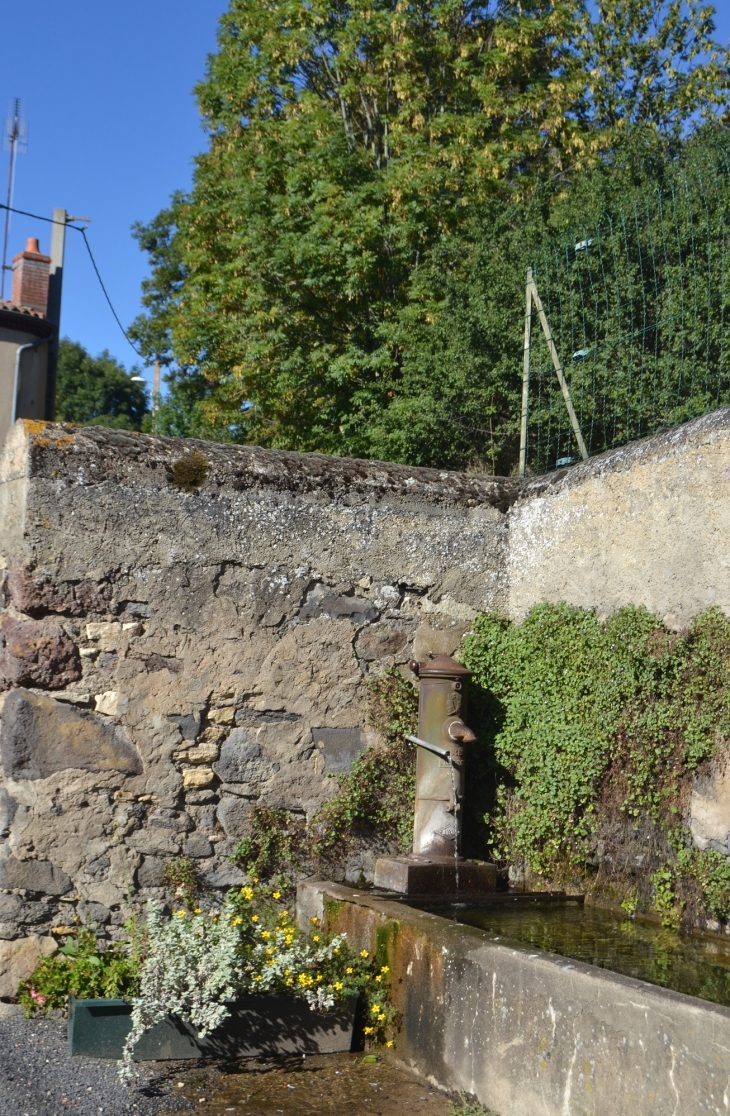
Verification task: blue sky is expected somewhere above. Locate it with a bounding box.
[2,2,729,396]
[1,0,226,393]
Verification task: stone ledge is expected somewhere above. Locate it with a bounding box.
[9,421,520,512]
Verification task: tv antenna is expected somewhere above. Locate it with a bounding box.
[1,97,28,301]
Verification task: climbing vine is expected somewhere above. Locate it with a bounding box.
[460,604,730,926]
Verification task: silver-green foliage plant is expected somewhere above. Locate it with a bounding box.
[120,899,241,1082]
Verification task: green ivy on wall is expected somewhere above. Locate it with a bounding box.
[460,604,730,925]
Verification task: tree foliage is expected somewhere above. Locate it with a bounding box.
[130,0,730,469]
[55,339,149,431]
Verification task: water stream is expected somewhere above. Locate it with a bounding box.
[447,756,459,897]
[418,897,730,1008]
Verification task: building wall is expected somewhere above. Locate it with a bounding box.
[0,327,49,451]
[0,421,515,992]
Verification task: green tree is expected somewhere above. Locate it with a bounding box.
[130,0,730,467]
[55,339,149,431]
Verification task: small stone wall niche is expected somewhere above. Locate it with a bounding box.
[0,421,511,993]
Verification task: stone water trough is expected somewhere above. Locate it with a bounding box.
[298,880,730,1116]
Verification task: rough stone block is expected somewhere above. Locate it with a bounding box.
[217,796,252,839]
[213,730,272,789]
[183,833,214,859]
[312,727,364,774]
[136,856,166,888]
[0,934,57,998]
[0,688,142,780]
[0,615,81,691]
[0,857,72,896]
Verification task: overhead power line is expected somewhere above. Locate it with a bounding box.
[0,201,144,360]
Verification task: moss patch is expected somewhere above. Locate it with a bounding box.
[170,450,209,491]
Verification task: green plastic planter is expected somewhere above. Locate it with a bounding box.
[68,994,361,1060]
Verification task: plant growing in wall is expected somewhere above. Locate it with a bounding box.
[460,603,730,927]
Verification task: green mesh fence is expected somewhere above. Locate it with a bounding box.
[525,138,730,474]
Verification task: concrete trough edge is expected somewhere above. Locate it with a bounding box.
[297,880,730,1116]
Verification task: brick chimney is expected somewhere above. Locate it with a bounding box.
[11,237,51,315]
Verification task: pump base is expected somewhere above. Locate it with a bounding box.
[373,856,496,897]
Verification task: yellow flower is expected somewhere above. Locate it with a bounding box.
[316,974,323,982]
[194,908,201,914]
[251,915,259,923]
[265,948,273,955]
[286,978,294,986]
[334,947,340,954]
[333,981,343,991]
[381,966,389,974]
[386,1041,394,1048]
[378,1014,386,1023]
[364,1027,375,1035]
[375,976,382,983]
[365,974,371,981]
[371,1005,380,1015]
[312,935,320,943]
[285,936,294,945]
[272,892,281,900]
[359,950,369,958]
[346,967,353,974]
[254,975,262,982]
[178,910,186,918]
[253,877,259,883]
[282,910,289,917]
[311,916,319,924]
[261,930,271,939]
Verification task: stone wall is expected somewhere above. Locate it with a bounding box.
[0,421,514,993]
[509,406,730,629]
[5,406,730,992]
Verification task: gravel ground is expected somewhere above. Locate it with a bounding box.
[0,1008,193,1116]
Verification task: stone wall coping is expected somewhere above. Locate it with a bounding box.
[518,403,730,503]
[5,421,521,512]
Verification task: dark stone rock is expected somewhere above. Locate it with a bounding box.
[84,857,110,880]
[235,706,300,726]
[0,615,81,691]
[202,862,246,888]
[142,654,181,674]
[216,796,252,839]
[300,584,378,626]
[136,856,166,888]
[170,713,199,740]
[0,688,143,780]
[0,894,22,921]
[313,727,365,774]
[122,601,154,618]
[0,857,72,895]
[213,729,272,787]
[0,788,17,839]
[185,789,216,805]
[19,901,54,925]
[183,832,214,859]
[78,902,111,926]
[149,808,194,832]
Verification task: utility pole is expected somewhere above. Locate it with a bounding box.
[153,358,160,411]
[44,208,67,420]
[1,98,27,301]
